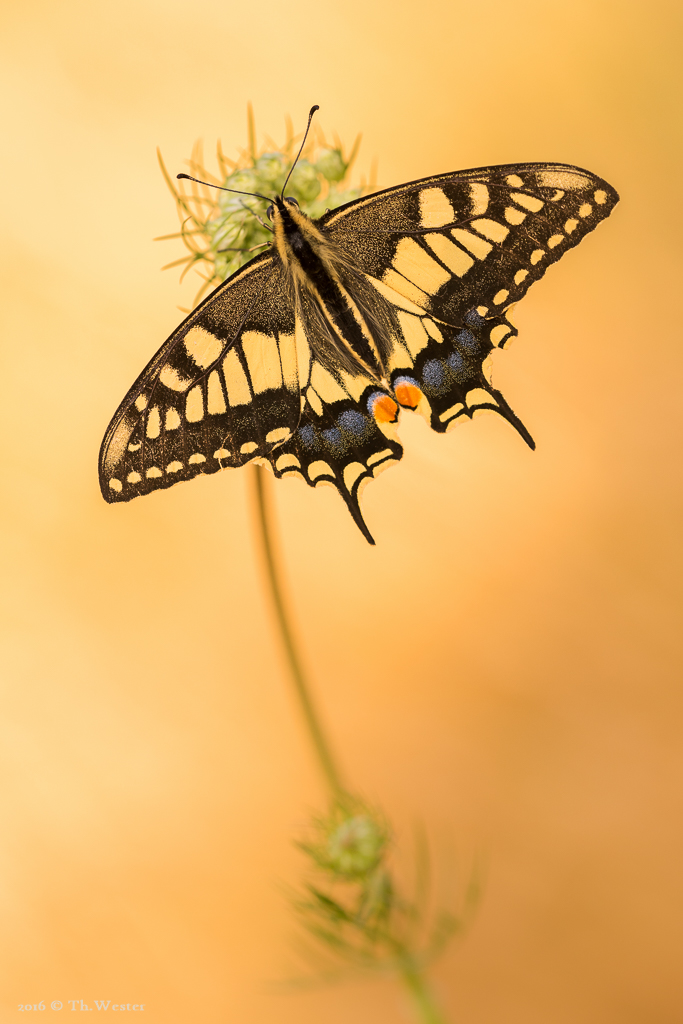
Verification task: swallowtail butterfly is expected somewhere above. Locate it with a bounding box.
[99,111,618,543]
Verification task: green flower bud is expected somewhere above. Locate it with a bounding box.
[223,168,259,194]
[286,160,321,203]
[255,152,286,188]
[325,813,388,878]
[315,147,347,183]
[159,109,368,304]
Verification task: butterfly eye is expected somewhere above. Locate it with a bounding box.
[266,204,274,220]
[285,196,299,208]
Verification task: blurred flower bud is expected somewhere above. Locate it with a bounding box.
[326,814,387,877]
[286,161,321,203]
[316,147,347,183]
[255,152,286,187]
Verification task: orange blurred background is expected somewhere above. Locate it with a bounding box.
[1,0,682,1020]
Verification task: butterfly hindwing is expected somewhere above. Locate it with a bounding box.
[99,252,300,502]
[378,294,533,442]
[321,163,618,331]
[267,341,402,544]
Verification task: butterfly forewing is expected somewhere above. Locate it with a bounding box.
[322,163,618,334]
[99,253,300,502]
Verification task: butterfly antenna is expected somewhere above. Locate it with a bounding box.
[280,104,319,199]
[176,173,271,204]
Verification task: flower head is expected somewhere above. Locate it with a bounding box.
[157,106,368,306]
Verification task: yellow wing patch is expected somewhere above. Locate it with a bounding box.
[391,238,451,295]
[419,187,455,228]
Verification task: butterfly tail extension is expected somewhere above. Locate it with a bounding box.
[482,385,535,450]
[427,308,535,448]
[267,383,404,544]
[337,479,377,546]
[386,305,519,435]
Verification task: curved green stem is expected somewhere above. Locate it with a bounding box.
[251,465,345,800]
[251,465,450,1024]
[400,965,449,1024]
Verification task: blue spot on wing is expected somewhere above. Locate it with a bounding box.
[338,409,367,435]
[322,427,343,449]
[456,329,478,351]
[298,424,316,447]
[422,359,444,389]
[447,350,464,372]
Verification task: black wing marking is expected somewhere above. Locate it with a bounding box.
[267,352,402,545]
[99,251,301,502]
[320,163,619,329]
[384,297,534,443]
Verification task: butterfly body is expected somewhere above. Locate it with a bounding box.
[100,163,618,543]
[271,195,390,381]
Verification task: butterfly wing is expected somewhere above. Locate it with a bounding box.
[272,163,618,541]
[321,163,618,324]
[99,251,301,502]
[320,163,618,434]
[365,281,534,440]
[266,320,402,544]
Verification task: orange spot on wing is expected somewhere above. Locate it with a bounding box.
[395,382,422,409]
[371,395,399,423]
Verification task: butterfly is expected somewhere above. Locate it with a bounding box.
[99,109,618,543]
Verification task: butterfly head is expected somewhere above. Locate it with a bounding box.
[177,105,319,242]
[267,193,323,267]
[266,196,299,221]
